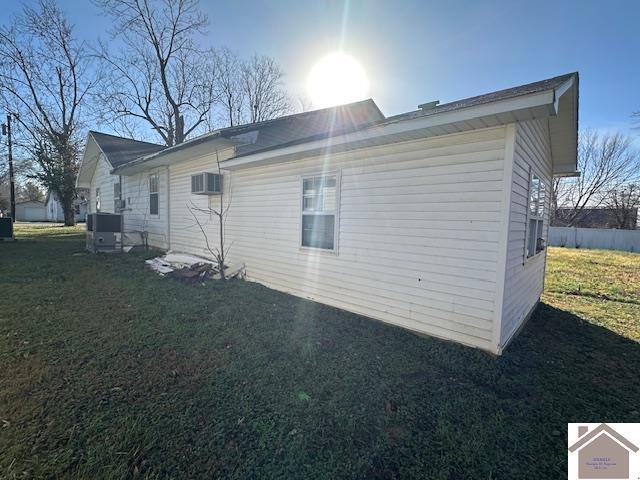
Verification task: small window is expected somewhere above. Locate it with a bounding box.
[149,174,159,216]
[526,172,546,258]
[301,175,338,251]
[95,187,100,212]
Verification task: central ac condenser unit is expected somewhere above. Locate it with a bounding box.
[86,213,123,252]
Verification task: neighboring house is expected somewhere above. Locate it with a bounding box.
[45,191,89,222]
[554,207,638,229]
[77,73,579,355]
[569,424,639,479]
[15,200,47,222]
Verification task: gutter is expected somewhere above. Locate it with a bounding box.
[222,89,558,170]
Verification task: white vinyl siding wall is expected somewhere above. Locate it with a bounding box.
[87,154,167,249]
[121,168,169,250]
[168,149,235,254]
[171,127,507,351]
[88,154,118,214]
[500,119,552,346]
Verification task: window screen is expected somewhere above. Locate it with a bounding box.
[149,174,159,215]
[301,175,338,250]
[526,173,546,258]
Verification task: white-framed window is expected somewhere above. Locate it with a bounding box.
[525,169,546,259]
[149,174,159,216]
[300,173,340,251]
[95,187,100,212]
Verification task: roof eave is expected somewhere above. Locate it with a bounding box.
[112,137,241,175]
[76,132,106,189]
[221,89,559,171]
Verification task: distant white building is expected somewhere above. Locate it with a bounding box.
[15,200,47,221]
[45,191,88,222]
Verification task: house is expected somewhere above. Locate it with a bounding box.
[76,72,579,354]
[15,200,47,221]
[76,131,166,246]
[45,191,89,222]
[569,424,639,479]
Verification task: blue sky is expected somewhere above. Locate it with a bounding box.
[7,0,640,134]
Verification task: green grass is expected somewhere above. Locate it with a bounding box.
[1,226,638,479]
[543,247,640,339]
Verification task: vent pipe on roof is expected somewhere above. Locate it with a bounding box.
[418,100,440,111]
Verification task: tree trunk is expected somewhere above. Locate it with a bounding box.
[59,182,76,227]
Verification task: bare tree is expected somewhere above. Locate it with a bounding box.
[19,181,45,202]
[94,0,218,146]
[187,152,232,279]
[603,183,640,229]
[0,0,94,226]
[554,130,640,226]
[241,54,291,123]
[214,47,245,127]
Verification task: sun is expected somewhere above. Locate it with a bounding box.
[307,52,369,108]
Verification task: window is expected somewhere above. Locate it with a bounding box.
[301,174,339,251]
[149,174,159,215]
[113,182,121,212]
[526,171,546,259]
[95,188,100,212]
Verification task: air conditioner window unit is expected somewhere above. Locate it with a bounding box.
[191,172,222,195]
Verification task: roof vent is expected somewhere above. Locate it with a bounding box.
[418,100,440,111]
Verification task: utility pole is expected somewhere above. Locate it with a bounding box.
[1,114,15,221]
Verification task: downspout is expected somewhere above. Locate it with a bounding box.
[119,174,124,245]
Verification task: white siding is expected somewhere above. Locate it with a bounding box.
[122,168,169,250]
[168,149,235,254]
[500,119,552,346]
[87,154,167,249]
[88,154,118,215]
[170,128,507,351]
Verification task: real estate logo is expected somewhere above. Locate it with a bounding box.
[568,423,640,479]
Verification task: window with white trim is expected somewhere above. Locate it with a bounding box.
[301,174,338,251]
[149,174,159,215]
[526,171,546,258]
[95,187,100,212]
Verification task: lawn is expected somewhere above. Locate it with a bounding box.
[1,225,639,479]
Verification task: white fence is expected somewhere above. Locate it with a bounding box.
[548,227,640,252]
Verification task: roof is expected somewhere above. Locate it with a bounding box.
[385,72,577,124]
[89,131,165,168]
[569,424,639,453]
[115,99,384,172]
[109,72,578,176]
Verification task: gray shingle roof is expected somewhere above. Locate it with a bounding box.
[116,99,385,169]
[90,131,165,168]
[108,73,576,170]
[385,72,577,124]
[223,99,384,156]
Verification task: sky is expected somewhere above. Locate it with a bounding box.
[4,0,640,136]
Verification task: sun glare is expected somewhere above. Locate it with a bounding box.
[307,52,369,108]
